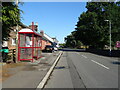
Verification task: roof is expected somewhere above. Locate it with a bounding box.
[19,22,29,28]
[19,28,58,43]
[18,28,41,37]
[43,33,54,43]
[52,37,59,43]
[19,28,33,32]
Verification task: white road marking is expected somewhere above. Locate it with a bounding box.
[91,60,110,69]
[82,55,87,58]
[76,53,88,59]
[36,51,63,89]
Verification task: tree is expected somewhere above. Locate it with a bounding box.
[1,1,23,41]
[65,34,76,48]
[59,43,66,48]
[74,1,120,49]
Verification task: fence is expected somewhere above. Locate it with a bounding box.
[7,49,16,63]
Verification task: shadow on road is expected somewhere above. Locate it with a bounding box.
[86,49,120,58]
[111,61,120,65]
[59,48,120,58]
[59,48,86,52]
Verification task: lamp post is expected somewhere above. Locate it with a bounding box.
[104,20,112,56]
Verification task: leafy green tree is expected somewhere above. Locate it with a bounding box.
[1,1,23,41]
[65,34,76,48]
[74,1,120,49]
[59,43,66,48]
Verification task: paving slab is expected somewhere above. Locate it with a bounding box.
[2,51,60,89]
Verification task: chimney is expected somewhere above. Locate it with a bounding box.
[29,22,38,31]
[40,30,44,36]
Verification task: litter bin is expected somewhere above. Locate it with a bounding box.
[1,47,9,62]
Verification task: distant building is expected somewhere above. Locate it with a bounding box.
[40,31,59,50]
[40,30,53,50]
[52,37,59,48]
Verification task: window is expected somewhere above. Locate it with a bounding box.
[14,29,17,32]
[12,38,16,45]
[2,41,8,47]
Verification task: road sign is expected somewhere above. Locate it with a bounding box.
[116,41,120,48]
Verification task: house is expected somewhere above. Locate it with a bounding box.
[2,23,29,50]
[18,22,59,51]
[40,30,53,50]
[2,21,59,62]
[2,23,29,62]
[40,31,59,50]
[28,23,52,50]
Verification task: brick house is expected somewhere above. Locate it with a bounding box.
[2,23,29,62]
[29,23,54,50]
[3,22,59,52]
[40,30,53,50]
[7,23,29,50]
[2,22,59,62]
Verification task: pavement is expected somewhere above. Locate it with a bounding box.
[1,51,61,89]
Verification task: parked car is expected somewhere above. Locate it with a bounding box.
[45,45,54,52]
[53,47,58,51]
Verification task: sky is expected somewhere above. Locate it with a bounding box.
[19,2,87,43]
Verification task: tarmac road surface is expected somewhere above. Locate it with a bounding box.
[44,50,119,89]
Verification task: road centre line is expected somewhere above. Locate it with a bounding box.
[82,55,87,58]
[76,53,88,59]
[91,60,110,69]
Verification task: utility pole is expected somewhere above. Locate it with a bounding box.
[15,0,19,63]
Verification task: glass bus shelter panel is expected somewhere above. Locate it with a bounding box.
[25,34,33,47]
[20,34,33,47]
[33,37,37,57]
[20,48,32,59]
[38,48,42,58]
[20,34,25,47]
[38,37,42,47]
[34,37,38,47]
[33,48,37,57]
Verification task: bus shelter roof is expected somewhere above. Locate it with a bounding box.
[18,28,42,37]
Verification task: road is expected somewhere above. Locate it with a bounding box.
[44,50,119,88]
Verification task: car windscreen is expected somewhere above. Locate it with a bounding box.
[45,46,53,48]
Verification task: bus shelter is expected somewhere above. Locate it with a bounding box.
[18,28,42,62]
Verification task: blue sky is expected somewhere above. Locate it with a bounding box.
[19,2,87,43]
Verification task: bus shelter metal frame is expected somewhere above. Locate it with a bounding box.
[18,30,42,62]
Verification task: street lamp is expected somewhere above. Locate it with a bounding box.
[104,20,112,56]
